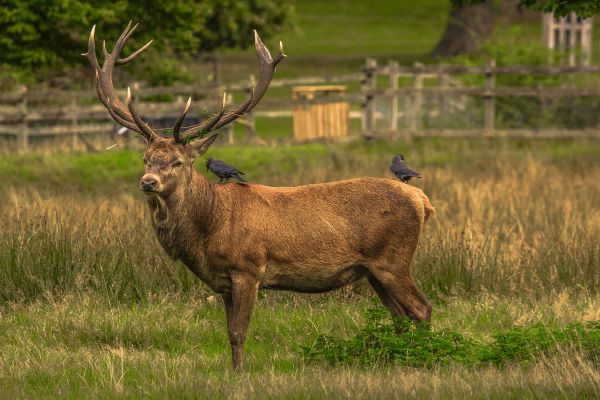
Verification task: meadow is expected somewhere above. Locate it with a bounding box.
[1,137,599,398]
[217,0,600,81]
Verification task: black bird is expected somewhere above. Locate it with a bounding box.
[206,157,247,184]
[390,154,422,183]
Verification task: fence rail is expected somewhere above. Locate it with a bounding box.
[360,59,600,138]
[2,61,600,151]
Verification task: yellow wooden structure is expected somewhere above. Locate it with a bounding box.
[292,85,348,140]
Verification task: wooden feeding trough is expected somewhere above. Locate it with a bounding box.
[292,85,348,140]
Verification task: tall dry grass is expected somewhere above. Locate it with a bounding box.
[415,157,600,297]
[0,192,205,303]
[1,151,598,303]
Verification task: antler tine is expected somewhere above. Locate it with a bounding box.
[101,21,133,76]
[180,31,283,143]
[102,40,110,59]
[98,23,152,122]
[117,21,137,51]
[113,22,153,65]
[211,85,255,130]
[94,71,139,132]
[173,97,192,143]
[112,21,134,56]
[182,92,228,141]
[117,39,153,65]
[126,87,159,141]
[85,23,158,142]
[82,25,100,70]
[85,24,134,123]
[249,30,286,109]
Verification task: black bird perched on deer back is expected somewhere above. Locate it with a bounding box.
[206,157,247,184]
[390,154,422,183]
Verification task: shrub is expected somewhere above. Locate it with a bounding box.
[302,307,600,367]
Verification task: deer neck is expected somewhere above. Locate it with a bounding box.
[146,169,219,258]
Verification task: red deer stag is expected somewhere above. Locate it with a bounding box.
[84,23,434,370]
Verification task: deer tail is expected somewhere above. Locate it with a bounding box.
[420,191,435,223]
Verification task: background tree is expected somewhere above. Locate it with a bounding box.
[433,0,600,57]
[431,0,493,57]
[451,0,600,17]
[0,0,292,84]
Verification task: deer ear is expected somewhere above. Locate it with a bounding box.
[187,134,218,158]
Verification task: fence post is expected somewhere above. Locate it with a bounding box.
[128,81,142,150]
[244,76,256,142]
[224,92,234,144]
[438,71,449,130]
[244,110,256,143]
[70,94,79,149]
[17,86,29,152]
[211,55,220,85]
[388,61,399,132]
[361,58,377,138]
[484,59,496,132]
[408,62,424,131]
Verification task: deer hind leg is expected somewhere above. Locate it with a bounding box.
[368,269,432,330]
[221,273,259,371]
[367,274,394,311]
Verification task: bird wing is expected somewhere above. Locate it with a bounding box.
[390,162,404,174]
[394,164,421,177]
[212,160,242,175]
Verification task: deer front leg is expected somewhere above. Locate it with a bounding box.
[221,273,258,371]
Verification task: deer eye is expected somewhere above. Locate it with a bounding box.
[172,161,183,168]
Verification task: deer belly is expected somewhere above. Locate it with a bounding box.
[260,263,367,293]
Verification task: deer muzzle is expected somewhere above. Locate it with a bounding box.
[140,174,160,193]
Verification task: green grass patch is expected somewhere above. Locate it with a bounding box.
[216,0,600,82]
[1,294,599,399]
[3,138,600,193]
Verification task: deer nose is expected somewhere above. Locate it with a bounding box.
[140,177,158,191]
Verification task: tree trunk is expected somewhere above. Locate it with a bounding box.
[431,0,494,57]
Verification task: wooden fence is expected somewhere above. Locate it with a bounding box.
[2,61,600,151]
[360,60,600,139]
[0,82,249,151]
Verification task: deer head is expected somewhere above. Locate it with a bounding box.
[83,22,285,197]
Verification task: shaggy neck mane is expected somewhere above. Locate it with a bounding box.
[147,168,219,256]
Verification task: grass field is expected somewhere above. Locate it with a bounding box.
[216,0,600,82]
[219,0,452,80]
[2,1,600,397]
[1,138,599,398]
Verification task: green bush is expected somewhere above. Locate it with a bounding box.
[302,306,600,367]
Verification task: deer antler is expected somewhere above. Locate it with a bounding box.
[83,22,158,142]
[85,24,285,145]
[179,30,286,143]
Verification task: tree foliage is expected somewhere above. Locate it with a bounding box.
[449,0,600,17]
[0,0,292,71]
